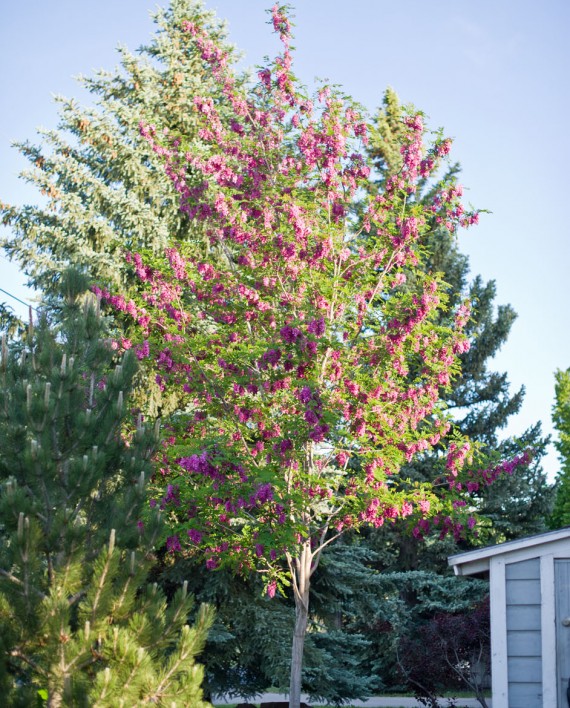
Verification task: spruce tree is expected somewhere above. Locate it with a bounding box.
[0,272,213,707]
[367,88,553,553]
[0,0,237,298]
[158,550,382,704]
[1,0,243,422]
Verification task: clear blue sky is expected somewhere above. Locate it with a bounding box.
[1,1,568,479]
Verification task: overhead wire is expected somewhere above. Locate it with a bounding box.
[0,253,38,312]
[0,286,37,311]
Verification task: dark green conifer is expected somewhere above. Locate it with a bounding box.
[0,273,213,706]
[368,88,553,550]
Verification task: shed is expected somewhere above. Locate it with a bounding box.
[449,527,570,708]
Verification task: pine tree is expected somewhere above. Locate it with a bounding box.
[549,368,570,527]
[0,272,213,707]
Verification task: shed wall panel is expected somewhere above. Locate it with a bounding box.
[507,682,542,708]
[507,630,542,656]
[505,579,541,605]
[506,656,542,683]
[506,558,541,708]
[506,604,541,631]
[506,561,541,580]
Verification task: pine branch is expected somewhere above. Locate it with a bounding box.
[0,567,45,599]
[10,648,48,678]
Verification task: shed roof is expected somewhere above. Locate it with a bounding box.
[448,526,570,576]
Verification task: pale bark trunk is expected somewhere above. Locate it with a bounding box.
[47,685,64,708]
[289,586,309,708]
[288,539,312,708]
[47,655,69,707]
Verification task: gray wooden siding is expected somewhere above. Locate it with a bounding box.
[555,560,570,708]
[505,558,542,708]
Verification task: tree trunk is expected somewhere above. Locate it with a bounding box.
[47,683,64,708]
[289,587,309,708]
[47,655,68,707]
[288,540,312,708]
[47,693,63,708]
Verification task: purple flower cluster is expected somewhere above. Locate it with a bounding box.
[178,451,225,482]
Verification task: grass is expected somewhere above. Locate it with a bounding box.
[213,705,479,708]
[212,688,491,706]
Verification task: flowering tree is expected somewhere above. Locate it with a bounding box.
[96,6,516,706]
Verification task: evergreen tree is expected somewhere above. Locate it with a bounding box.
[157,545,383,704]
[0,273,213,707]
[1,0,243,422]
[0,301,25,339]
[550,368,570,527]
[0,0,237,298]
[367,88,553,552]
